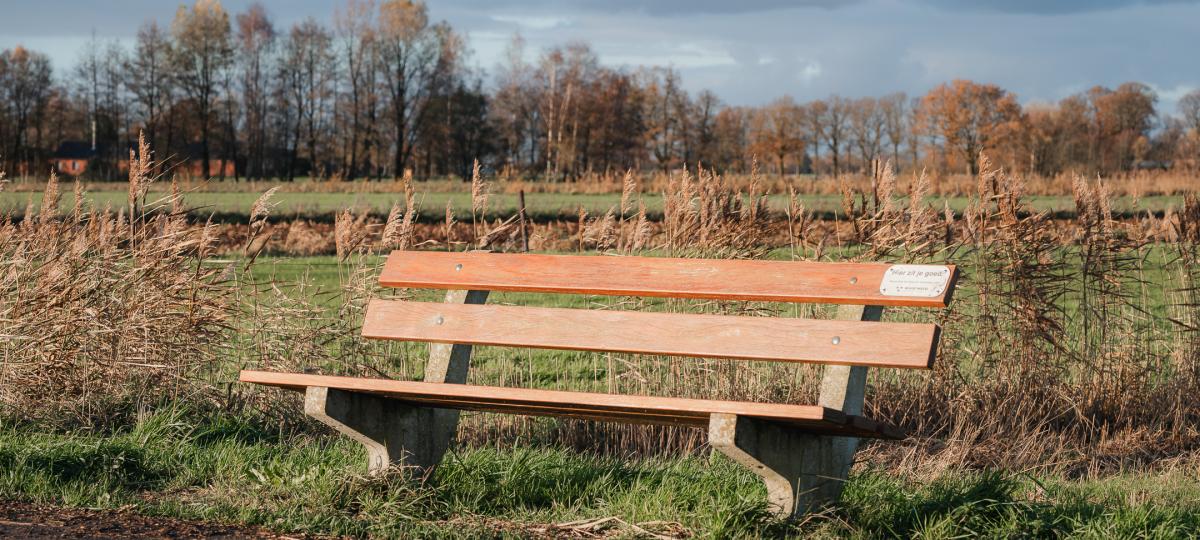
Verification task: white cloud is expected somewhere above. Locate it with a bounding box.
[797,60,822,83]
[603,42,737,69]
[490,14,572,30]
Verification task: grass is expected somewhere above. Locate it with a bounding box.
[0,189,1185,221]
[3,408,1199,538]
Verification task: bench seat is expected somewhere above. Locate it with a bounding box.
[240,370,903,439]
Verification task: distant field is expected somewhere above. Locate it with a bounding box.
[0,189,1184,220]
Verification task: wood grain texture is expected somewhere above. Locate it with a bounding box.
[240,370,903,439]
[379,251,957,308]
[362,299,940,369]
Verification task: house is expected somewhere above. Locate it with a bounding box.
[49,140,237,179]
[49,141,97,176]
[165,143,236,179]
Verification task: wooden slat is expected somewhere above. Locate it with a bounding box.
[379,251,957,308]
[239,370,903,439]
[363,299,940,369]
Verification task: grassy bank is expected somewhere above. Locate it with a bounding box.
[3,409,1198,538]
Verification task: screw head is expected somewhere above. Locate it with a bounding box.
[831,336,841,345]
[454,264,463,271]
[849,277,858,284]
[435,316,445,325]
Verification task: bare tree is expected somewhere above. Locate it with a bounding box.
[170,0,234,178]
[236,3,275,179]
[126,22,173,152]
[490,33,537,173]
[822,96,850,176]
[804,100,827,175]
[879,92,908,169]
[849,97,884,170]
[377,0,446,178]
[278,19,334,180]
[1182,90,1200,134]
[1,47,53,175]
[334,0,377,179]
[643,66,684,173]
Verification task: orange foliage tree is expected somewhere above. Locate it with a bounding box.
[918,79,1022,175]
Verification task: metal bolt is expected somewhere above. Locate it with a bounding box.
[454,264,463,271]
[831,336,841,345]
[435,316,444,325]
[849,276,858,284]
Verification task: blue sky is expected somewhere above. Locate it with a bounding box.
[1,0,1196,114]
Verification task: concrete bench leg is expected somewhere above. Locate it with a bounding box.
[304,386,443,475]
[709,413,856,518]
[304,289,489,476]
[713,304,881,519]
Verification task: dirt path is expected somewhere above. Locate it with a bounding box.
[0,500,308,539]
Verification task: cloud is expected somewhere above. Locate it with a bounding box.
[490,14,572,30]
[919,0,1200,15]
[456,0,858,16]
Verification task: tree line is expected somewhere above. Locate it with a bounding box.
[1,0,1198,181]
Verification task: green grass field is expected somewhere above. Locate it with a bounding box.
[1,189,1185,221]
[4,408,1198,538]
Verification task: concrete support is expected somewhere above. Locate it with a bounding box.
[422,289,490,454]
[304,386,438,473]
[709,413,845,516]
[710,304,884,519]
[304,289,488,476]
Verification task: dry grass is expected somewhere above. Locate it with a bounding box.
[0,143,231,428]
[5,167,1198,200]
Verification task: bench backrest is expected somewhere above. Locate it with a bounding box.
[365,251,956,373]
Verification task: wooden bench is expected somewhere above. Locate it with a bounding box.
[241,251,957,518]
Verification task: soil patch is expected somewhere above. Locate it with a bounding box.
[0,500,310,539]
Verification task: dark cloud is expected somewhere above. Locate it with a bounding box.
[919,0,1200,15]
[446,0,856,16]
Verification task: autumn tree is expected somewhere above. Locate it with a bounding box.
[171,0,234,178]
[750,96,803,176]
[1084,83,1157,172]
[918,79,1021,175]
[712,106,749,172]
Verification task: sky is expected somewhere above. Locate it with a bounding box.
[0,0,1196,114]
